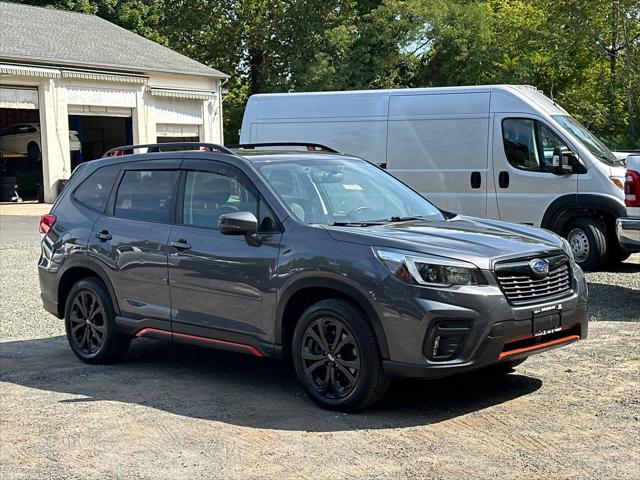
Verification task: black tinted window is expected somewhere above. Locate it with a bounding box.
[502,118,565,172]
[73,164,120,212]
[115,170,178,223]
[183,170,278,232]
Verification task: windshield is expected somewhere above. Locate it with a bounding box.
[258,158,444,225]
[552,115,621,165]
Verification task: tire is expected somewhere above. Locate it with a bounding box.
[0,176,16,185]
[0,183,16,202]
[564,217,608,271]
[27,142,41,163]
[64,277,130,364]
[292,299,390,412]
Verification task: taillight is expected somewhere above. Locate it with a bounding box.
[39,214,57,234]
[625,170,640,207]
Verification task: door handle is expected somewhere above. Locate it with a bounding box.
[170,239,191,250]
[96,230,112,241]
[498,171,510,188]
[470,171,481,189]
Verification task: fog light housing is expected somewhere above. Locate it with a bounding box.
[424,320,473,361]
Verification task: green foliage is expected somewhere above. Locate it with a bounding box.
[12,0,640,147]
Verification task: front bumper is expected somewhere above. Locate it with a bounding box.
[616,217,640,252]
[375,261,588,379]
[384,302,587,378]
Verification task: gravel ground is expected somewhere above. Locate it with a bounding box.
[1,214,639,479]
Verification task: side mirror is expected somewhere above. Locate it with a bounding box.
[552,145,576,175]
[219,211,261,245]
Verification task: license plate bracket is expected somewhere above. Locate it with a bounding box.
[532,304,562,337]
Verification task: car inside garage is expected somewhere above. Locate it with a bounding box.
[68,115,132,169]
[0,86,44,202]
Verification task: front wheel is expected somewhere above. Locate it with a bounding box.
[292,299,389,412]
[65,277,130,364]
[565,217,608,271]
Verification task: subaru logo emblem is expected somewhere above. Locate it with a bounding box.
[529,258,549,278]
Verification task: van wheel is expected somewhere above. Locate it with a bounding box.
[565,217,607,271]
[292,299,389,412]
[64,277,130,364]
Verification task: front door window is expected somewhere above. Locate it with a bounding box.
[502,118,565,173]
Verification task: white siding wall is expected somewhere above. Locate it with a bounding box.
[0,70,223,202]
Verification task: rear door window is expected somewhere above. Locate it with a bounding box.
[72,164,120,212]
[114,170,178,223]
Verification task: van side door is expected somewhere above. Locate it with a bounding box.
[386,92,490,217]
[491,114,578,226]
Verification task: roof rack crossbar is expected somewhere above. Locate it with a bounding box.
[101,142,235,158]
[226,142,339,153]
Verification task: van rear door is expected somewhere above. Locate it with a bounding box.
[386,91,490,217]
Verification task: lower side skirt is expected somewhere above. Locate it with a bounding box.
[114,316,281,358]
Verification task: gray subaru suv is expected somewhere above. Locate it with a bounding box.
[38,142,588,411]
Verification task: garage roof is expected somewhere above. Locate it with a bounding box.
[0,2,229,79]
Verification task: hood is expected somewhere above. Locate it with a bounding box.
[324,215,564,270]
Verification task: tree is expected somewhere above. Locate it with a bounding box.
[12,0,640,147]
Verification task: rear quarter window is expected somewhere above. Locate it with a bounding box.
[72,164,120,212]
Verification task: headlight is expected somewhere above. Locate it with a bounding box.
[374,248,484,287]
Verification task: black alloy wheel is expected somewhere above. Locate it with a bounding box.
[68,289,106,355]
[301,317,361,399]
[65,277,130,364]
[292,299,389,412]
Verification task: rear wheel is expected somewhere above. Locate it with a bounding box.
[565,217,608,271]
[292,299,389,412]
[27,142,41,163]
[65,277,130,364]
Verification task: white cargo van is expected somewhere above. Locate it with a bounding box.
[239,85,637,269]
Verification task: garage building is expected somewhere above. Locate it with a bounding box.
[0,2,228,202]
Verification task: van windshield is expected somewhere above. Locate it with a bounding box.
[552,115,622,166]
[258,158,444,225]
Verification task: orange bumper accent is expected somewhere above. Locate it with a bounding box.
[499,334,580,360]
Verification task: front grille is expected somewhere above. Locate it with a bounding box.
[495,253,573,304]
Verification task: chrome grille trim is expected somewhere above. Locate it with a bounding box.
[494,254,573,304]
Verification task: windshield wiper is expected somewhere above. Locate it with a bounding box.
[598,153,624,164]
[331,221,386,227]
[380,216,427,222]
[332,216,431,226]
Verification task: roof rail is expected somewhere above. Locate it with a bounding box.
[101,142,235,158]
[227,142,339,153]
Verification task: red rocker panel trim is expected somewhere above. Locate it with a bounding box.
[135,328,264,357]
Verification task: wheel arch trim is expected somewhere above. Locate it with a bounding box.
[275,275,390,359]
[541,194,626,232]
[56,256,121,317]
